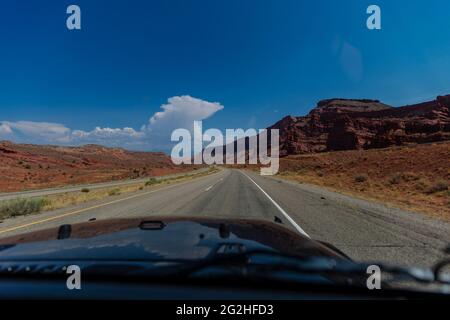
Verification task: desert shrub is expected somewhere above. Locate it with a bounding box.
[295,168,307,175]
[81,188,90,193]
[414,179,429,191]
[402,172,420,182]
[108,188,121,196]
[0,197,51,218]
[388,172,420,186]
[388,173,402,185]
[145,178,158,186]
[354,174,368,183]
[425,181,449,194]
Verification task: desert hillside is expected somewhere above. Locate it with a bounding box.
[277,142,450,220]
[0,141,194,192]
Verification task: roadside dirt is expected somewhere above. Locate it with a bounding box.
[275,142,450,220]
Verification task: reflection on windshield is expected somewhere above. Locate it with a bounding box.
[0,0,449,302]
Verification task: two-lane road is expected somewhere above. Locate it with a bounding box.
[0,169,448,267]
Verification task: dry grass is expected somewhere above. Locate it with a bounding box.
[276,142,450,221]
[40,167,219,212]
[0,198,51,219]
[0,167,219,219]
[43,183,144,211]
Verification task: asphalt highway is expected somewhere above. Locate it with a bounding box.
[0,169,448,268]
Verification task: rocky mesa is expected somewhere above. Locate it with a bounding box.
[269,95,450,156]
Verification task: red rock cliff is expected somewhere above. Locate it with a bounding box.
[268,95,450,156]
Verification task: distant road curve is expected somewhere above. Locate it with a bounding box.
[0,168,210,201]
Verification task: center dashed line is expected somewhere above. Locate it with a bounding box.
[0,171,224,236]
[205,178,224,192]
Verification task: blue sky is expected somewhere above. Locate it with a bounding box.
[1,0,449,151]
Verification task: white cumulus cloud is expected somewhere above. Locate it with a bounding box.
[149,95,223,130]
[0,121,71,143]
[0,95,223,151]
[0,123,12,135]
[72,127,145,141]
[144,95,224,150]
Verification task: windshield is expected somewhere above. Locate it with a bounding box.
[0,0,449,303]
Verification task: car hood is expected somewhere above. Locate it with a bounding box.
[0,216,347,261]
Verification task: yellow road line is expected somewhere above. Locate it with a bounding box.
[0,171,220,235]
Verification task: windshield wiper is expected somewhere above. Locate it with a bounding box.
[1,248,449,291]
[168,249,449,288]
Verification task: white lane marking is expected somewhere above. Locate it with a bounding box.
[241,171,310,238]
[205,177,224,192]
[0,170,224,235]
